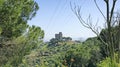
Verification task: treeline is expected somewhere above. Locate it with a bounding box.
[18,26,120,67]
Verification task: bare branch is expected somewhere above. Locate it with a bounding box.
[88,24,108,46]
[70,3,90,28]
[71,2,108,46]
[104,0,108,3]
[110,0,117,23]
[94,0,106,21]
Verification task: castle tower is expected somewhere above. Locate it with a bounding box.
[59,32,62,40]
[55,32,63,40]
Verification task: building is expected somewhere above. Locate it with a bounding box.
[55,32,62,40]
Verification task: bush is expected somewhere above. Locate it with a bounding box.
[97,57,120,67]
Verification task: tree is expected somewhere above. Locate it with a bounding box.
[99,25,120,57]
[0,0,39,39]
[0,25,44,66]
[71,0,120,66]
[0,0,44,66]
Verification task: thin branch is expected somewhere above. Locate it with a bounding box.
[94,0,106,21]
[94,19,99,28]
[70,3,90,28]
[88,24,108,46]
[110,0,117,22]
[71,1,108,46]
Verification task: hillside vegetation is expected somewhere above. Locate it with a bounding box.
[0,0,120,67]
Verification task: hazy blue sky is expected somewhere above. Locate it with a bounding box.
[28,0,120,41]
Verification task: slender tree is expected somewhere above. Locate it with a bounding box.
[71,0,119,65]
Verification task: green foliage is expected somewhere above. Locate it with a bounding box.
[0,27,2,34]
[0,0,4,5]
[64,38,101,67]
[18,38,101,67]
[19,44,67,67]
[0,0,43,67]
[99,26,120,62]
[0,25,44,66]
[0,0,39,38]
[99,26,119,46]
[0,0,119,67]
[49,37,72,46]
[97,57,120,67]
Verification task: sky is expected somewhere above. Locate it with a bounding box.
[28,0,120,41]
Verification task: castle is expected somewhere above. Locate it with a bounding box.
[55,32,62,40]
